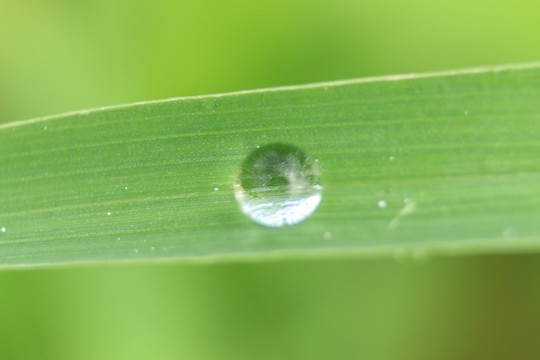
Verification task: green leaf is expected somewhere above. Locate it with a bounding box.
[2,63,540,268]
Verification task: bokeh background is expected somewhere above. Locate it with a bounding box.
[2,0,540,359]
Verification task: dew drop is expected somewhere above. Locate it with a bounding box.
[1,227,6,233]
[377,200,387,209]
[234,143,322,227]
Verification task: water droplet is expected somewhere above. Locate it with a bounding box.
[214,187,219,191]
[124,186,128,190]
[1,227,6,233]
[234,143,322,227]
[389,156,395,161]
[107,212,111,216]
[377,200,387,209]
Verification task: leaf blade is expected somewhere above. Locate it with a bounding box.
[2,63,540,268]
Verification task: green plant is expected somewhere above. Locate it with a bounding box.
[2,63,540,268]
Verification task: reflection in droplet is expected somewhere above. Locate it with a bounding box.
[234,143,322,227]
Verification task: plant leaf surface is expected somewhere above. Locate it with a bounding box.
[2,63,540,268]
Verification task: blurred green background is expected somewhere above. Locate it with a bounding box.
[1,0,540,359]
